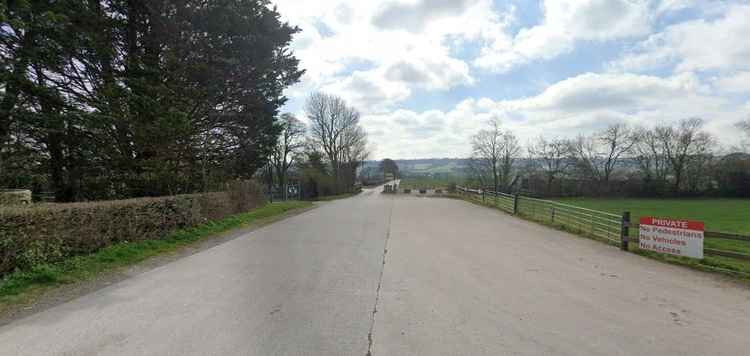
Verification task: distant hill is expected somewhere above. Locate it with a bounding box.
[362,158,470,177]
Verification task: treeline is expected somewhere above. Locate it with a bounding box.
[0,1,302,201]
[469,118,750,197]
[261,93,369,199]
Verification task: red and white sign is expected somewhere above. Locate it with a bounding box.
[639,217,704,259]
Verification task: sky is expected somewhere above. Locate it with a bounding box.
[273,0,750,160]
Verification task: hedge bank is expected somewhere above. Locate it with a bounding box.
[0,181,264,276]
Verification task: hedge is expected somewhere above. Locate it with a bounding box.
[0,181,264,276]
[0,190,32,205]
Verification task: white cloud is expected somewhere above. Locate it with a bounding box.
[316,54,474,113]
[322,70,412,114]
[509,72,708,112]
[475,0,653,73]
[611,4,750,73]
[364,72,746,159]
[384,57,474,91]
[270,1,749,159]
[371,0,476,33]
[273,0,507,112]
[714,72,750,94]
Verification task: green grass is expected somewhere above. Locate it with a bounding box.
[0,201,312,308]
[555,198,750,234]
[399,177,461,190]
[555,198,750,276]
[406,162,459,174]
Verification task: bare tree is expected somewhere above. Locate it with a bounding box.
[528,136,572,194]
[634,127,670,188]
[599,124,637,183]
[569,123,636,186]
[684,147,715,194]
[657,118,714,193]
[305,92,366,192]
[470,120,522,192]
[499,131,521,192]
[569,134,601,181]
[738,118,750,152]
[271,113,306,199]
[338,124,369,188]
[470,120,502,191]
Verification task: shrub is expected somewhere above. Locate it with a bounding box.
[0,181,264,276]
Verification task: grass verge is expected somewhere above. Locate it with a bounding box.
[452,193,750,283]
[0,201,312,308]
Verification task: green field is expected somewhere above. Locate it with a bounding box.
[399,177,462,190]
[554,198,750,275]
[555,198,750,235]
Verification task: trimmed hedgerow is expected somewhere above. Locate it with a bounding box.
[0,181,264,275]
[0,190,31,205]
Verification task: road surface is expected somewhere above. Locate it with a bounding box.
[1,188,749,355]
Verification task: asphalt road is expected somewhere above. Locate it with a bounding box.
[1,188,749,355]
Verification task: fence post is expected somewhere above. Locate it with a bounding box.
[482,189,486,203]
[513,194,519,214]
[621,211,630,251]
[551,207,555,223]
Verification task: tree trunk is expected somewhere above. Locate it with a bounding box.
[280,171,287,200]
[493,165,499,192]
[546,175,555,196]
[47,132,70,201]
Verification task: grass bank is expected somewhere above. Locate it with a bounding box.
[0,201,312,308]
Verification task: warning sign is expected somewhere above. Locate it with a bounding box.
[639,217,704,259]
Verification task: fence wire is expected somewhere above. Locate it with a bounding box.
[517,196,622,244]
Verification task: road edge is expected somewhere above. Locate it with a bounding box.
[0,202,319,326]
[440,193,750,287]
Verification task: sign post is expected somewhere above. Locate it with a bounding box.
[639,217,704,259]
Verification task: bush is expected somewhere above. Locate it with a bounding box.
[0,181,264,276]
[300,171,337,199]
